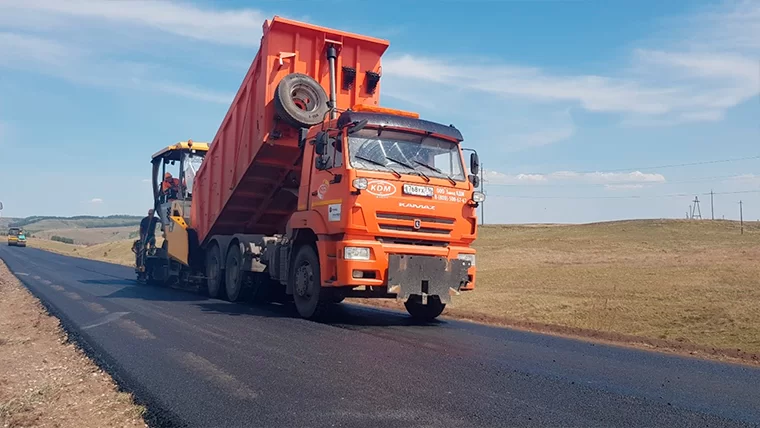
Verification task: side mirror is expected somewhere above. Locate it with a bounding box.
[469,174,480,188]
[315,156,329,170]
[347,119,369,135]
[470,152,480,175]
[315,132,328,156]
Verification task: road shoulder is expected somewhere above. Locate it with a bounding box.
[0,259,147,428]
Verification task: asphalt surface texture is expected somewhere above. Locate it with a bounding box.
[1,245,759,428]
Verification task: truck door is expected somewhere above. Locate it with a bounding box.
[309,132,344,225]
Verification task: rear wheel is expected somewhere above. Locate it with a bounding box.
[404,295,446,321]
[290,245,330,320]
[225,244,244,302]
[206,244,224,298]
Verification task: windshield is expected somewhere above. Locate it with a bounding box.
[182,151,205,193]
[347,129,465,181]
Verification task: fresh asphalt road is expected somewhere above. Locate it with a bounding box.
[1,246,759,428]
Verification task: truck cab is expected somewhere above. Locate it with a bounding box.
[294,107,482,310]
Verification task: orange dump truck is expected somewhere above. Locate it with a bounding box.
[141,16,484,320]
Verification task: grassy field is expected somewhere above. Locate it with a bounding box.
[28,238,161,267]
[24,219,760,361]
[31,226,137,245]
[3,215,141,235]
[453,219,760,357]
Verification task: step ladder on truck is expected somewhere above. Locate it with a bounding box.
[137,16,484,321]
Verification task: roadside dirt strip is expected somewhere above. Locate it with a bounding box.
[0,260,146,428]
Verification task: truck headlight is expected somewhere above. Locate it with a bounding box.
[472,191,485,203]
[457,253,476,267]
[352,178,368,190]
[344,246,370,260]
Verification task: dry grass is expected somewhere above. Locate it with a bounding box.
[31,226,137,245]
[27,238,163,267]
[0,260,146,428]
[357,219,760,358]
[26,219,760,359]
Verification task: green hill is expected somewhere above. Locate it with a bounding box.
[6,215,142,234]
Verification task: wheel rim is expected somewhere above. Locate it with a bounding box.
[294,262,314,299]
[228,254,240,295]
[208,253,219,293]
[290,84,319,112]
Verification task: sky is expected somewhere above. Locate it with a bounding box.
[0,0,758,223]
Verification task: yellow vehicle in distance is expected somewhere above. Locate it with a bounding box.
[7,227,27,247]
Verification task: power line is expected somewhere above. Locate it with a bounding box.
[486,189,760,200]
[485,154,760,178]
[483,173,759,188]
[581,154,760,173]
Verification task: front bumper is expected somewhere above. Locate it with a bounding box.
[334,240,477,299]
[386,254,470,304]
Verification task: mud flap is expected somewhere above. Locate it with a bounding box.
[386,255,470,304]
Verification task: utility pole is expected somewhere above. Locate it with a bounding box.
[740,200,744,235]
[690,196,702,219]
[710,189,714,220]
[480,163,485,226]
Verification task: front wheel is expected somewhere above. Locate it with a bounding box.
[290,245,330,320]
[404,295,446,321]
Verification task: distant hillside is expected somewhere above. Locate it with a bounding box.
[0,217,21,230]
[6,215,142,233]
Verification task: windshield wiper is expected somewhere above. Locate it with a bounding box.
[355,154,401,178]
[414,160,456,185]
[387,155,430,182]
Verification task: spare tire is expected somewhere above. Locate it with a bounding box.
[274,73,329,128]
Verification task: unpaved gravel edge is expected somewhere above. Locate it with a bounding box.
[0,259,184,428]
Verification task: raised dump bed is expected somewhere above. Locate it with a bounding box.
[192,16,390,243]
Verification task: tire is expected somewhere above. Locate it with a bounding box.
[290,245,331,320]
[206,244,224,298]
[404,295,446,321]
[274,73,329,128]
[225,244,244,302]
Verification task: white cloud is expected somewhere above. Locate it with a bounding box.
[506,125,575,150]
[0,0,266,47]
[724,173,760,186]
[90,198,103,204]
[0,32,231,104]
[0,32,85,68]
[382,1,760,126]
[141,81,232,105]
[604,184,646,191]
[485,170,666,186]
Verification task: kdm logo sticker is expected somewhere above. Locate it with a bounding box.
[365,180,396,197]
[317,179,329,200]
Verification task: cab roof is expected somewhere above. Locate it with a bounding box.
[151,141,210,161]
